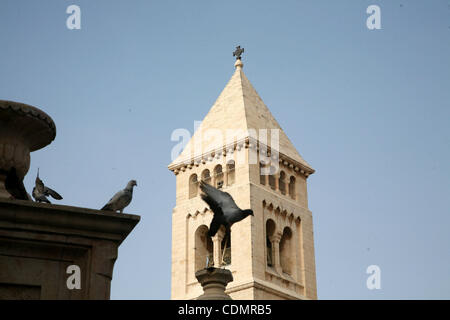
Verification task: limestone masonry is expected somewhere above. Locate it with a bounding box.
[168,59,317,300]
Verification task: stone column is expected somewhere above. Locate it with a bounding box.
[223,156,228,187]
[212,230,225,266]
[270,232,282,273]
[195,267,233,300]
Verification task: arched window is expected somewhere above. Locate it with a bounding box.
[279,171,286,195]
[259,162,266,185]
[189,174,198,199]
[268,166,276,190]
[195,225,213,271]
[289,176,296,200]
[221,231,231,266]
[201,169,211,185]
[214,165,224,189]
[280,227,293,275]
[226,160,235,186]
[266,219,276,267]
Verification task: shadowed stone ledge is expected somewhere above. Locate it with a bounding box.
[0,199,140,300]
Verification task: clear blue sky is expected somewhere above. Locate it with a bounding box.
[1,0,449,299]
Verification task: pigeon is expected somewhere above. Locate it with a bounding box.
[32,169,63,203]
[199,181,253,265]
[199,180,253,237]
[101,180,137,213]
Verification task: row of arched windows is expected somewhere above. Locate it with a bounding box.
[189,162,236,198]
[194,219,295,276]
[260,163,297,200]
[266,219,294,275]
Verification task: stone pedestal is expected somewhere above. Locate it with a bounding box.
[195,267,233,300]
[0,100,56,200]
[0,199,140,299]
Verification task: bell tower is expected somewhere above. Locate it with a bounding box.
[168,53,317,300]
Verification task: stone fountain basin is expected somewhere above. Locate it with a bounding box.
[0,100,56,179]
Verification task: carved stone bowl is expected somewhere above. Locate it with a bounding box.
[0,100,56,198]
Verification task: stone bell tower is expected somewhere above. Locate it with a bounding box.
[168,51,317,300]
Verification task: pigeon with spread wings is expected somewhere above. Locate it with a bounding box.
[32,169,63,203]
[199,180,253,264]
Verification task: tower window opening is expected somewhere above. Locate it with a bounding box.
[266,219,276,268]
[259,162,266,185]
[189,174,198,199]
[279,171,286,195]
[195,225,214,271]
[221,231,231,266]
[201,169,211,185]
[266,237,273,267]
[280,227,293,275]
[268,168,276,190]
[289,176,296,200]
[227,160,235,186]
[214,165,224,189]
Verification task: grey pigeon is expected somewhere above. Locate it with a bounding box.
[199,180,253,238]
[101,180,137,213]
[32,169,63,203]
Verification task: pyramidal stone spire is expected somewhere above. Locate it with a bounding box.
[169,51,313,173]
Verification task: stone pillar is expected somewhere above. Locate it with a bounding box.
[195,267,233,300]
[212,230,225,266]
[222,156,227,187]
[270,232,282,273]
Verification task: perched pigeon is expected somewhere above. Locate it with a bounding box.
[199,180,253,238]
[32,169,63,203]
[101,180,137,213]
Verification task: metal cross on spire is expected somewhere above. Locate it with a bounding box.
[233,46,244,60]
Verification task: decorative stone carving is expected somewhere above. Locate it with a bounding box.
[0,100,56,199]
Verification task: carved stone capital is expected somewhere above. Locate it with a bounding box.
[269,232,282,244]
[195,267,233,300]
